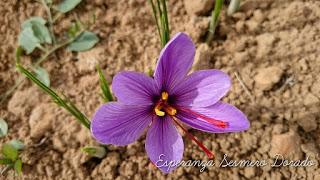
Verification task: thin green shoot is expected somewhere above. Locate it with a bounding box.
[15,47,90,129]
[206,0,224,43]
[96,65,113,102]
[148,0,170,47]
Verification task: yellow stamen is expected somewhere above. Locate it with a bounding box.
[165,106,177,116]
[154,104,165,116]
[161,92,169,101]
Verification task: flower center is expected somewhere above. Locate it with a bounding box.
[154,92,177,117]
[153,92,221,159]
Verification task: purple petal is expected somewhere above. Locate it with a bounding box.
[145,116,184,173]
[112,71,159,105]
[172,70,231,107]
[154,32,195,92]
[91,102,152,146]
[176,102,250,133]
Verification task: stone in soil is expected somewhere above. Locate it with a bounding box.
[76,47,104,73]
[192,43,212,71]
[254,66,283,91]
[183,0,214,15]
[297,114,317,132]
[29,104,55,139]
[269,130,302,160]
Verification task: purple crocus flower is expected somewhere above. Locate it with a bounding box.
[91,32,249,173]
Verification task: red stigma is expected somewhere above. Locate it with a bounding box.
[178,107,229,128]
[171,116,214,159]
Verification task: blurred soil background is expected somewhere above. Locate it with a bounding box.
[0,0,320,179]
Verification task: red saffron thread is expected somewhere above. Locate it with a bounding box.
[178,107,228,128]
[171,116,214,159]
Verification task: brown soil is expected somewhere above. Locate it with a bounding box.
[1,0,320,179]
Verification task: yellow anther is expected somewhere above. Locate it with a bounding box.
[161,92,169,101]
[165,106,177,116]
[154,104,165,116]
[155,108,165,116]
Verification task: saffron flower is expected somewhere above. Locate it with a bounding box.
[91,33,249,173]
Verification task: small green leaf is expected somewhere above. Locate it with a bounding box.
[2,144,18,161]
[0,158,12,165]
[22,17,52,44]
[14,159,22,175]
[0,118,8,137]
[8,140,25,150]
[67,22,81,38]
[57,0,82,13]
[45,0,52,4]
[21,17,46,29]
[33,66,50,87]
[97,65,113,102]
[32,23,52,44]
[81,146,106,158]
[67,31,99,52]
[147,68,154,77]
[18,27,41,54]
[82,147,96,155]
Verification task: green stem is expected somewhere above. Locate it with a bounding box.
[40,0,56,45]
[35,30,84,66]
[148,0,162,42]
[53,12,63,23]
[149,0,170,48]
[161,0,170,44]
[15,47,90,129]
[0,78,25,105]
[36,44,48,53]
[206,0,223,43]
[96,65,113,102]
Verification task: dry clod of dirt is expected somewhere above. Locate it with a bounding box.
[301,143,318,158]
[186,16,209,41]
[269,130,302,160]
[29,104,55,139]
[303,93,318,106]
[91,152,120,178]
[1,0,320,179]
[183,0,214,15]
[7,87,42,117]
[243,167,256,179]
[315,174,320,180]
[256,33,276,59]
[233,51,249,65]
[297,114,317,132]
[245,19,260,33]
[192,43,212,71]
[254,66,283,91]
[76,47,105,73]
[253,9,265,24]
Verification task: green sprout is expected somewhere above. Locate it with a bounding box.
[97,65,114,102]
[15,47,90,129]
[0,144,23,175]
[148,0,170,47]
[15,47,110,161]
[81,146,106,158]
[0,118,24,175]
[207,0,242,43]
[206,0,224,43]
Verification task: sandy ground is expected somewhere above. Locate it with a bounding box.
[0,0,320,179]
